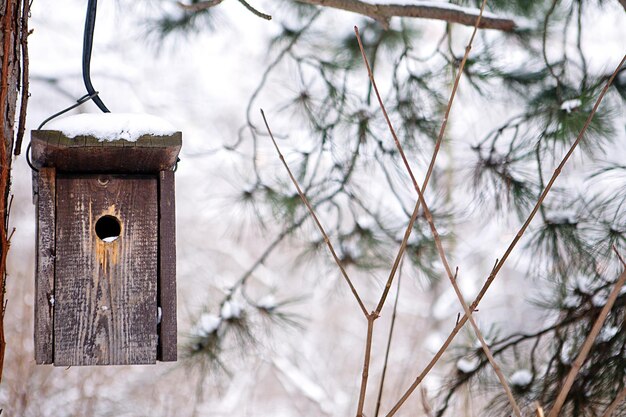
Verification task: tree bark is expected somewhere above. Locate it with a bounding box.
[179,0,518,31]
[0,0,23,382]
[295,0,517,30]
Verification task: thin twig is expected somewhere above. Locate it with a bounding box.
[357,3,522,412]
[601,387,626,417]
[398,161,523,416]
[236,0,271,20]
[536,402,546,417]
[261,109,369,318]
[542,0,562,93]
[547,267,626,417]
[613,245,626,267]
[357,314,376,417]
[14,0,31,156]
[389,139,523,415]
[388,53,626,417]
[374,262,403,417]
[359,0,486,316]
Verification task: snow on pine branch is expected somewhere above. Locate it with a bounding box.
[293,0,518,31]
[509,369,532,387]
[371,0,500,19]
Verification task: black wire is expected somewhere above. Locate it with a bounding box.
[83,0,109,113]
[29,0,111,172]
[37,92,100,130]
[35,0,109,130]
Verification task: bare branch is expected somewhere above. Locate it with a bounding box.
[388,53,626,416]
[356,314,376,417]
[366,0,483,318]
[14,0,31,156]
[261,109,369,318]
[295,0,517,31]
[355,3,523,413]
[601,387,626,417]
[548,267,626,417]
[374,263,403,417]
[536,402,546,417]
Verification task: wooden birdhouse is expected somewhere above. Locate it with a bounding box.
[30,114,181,366]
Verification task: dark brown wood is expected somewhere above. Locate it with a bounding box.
[158,170,177,361]
[54,175,159,365]
[34,167,55,364]
[30,131,181,173]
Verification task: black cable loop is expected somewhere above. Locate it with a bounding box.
[26,142,38,173]
[37,92,100,130]
[28,91,102,173]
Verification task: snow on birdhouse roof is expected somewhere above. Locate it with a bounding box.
[46,113,178,142]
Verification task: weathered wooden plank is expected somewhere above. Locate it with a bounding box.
[30,131,181,173]
[158,170,177,361]
[34,167,55,364]
[54,175,159,365]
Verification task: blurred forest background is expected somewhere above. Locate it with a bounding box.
[1,0,625,416]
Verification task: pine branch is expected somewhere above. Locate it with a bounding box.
[388,54,626,416]
[294,0,517,31]
[601,387,626,417]
[547,266,626,417]
[178,0,271,20]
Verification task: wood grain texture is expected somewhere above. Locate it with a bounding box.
[34,167,55,364]
[30,131,181,173]
[158,170,177,361]
[54,175,159,365]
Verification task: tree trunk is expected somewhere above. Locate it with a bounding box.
[0,0,22,382]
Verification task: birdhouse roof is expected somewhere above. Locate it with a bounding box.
[31,114,182,173]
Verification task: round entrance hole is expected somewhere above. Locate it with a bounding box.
[95,215,121,243]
